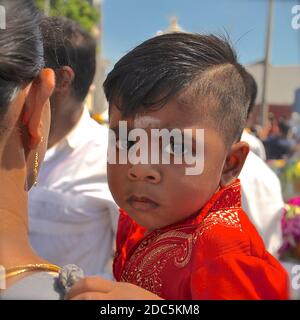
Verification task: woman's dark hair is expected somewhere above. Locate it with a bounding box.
[0,0,44,115]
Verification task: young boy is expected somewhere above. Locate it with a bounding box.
[67,33,289,300]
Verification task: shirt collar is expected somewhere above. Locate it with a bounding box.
[65,107,92,150]
[45,108,93,161]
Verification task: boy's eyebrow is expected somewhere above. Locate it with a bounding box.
[110,124,199,144]
[111,123,182,132]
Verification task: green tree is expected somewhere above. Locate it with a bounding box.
[35,0,100,33]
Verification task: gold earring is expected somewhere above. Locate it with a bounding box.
[33,151,39,187]
[33,136,44,187]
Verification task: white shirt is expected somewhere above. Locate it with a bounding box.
[239,151,283,256]
[29,108,119,278]
[241,130,266,160]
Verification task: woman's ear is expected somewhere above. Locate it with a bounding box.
[21,68,55,149]
[220,141,249,188]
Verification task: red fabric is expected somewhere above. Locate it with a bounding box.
[113,180,289,300]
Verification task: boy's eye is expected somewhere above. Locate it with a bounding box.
[164,141,189,156]
[116,139,135,151]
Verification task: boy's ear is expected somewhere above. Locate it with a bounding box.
[21,68,55,149]
[220,141,249,188]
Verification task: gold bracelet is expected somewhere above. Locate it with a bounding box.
[2,263,61,280]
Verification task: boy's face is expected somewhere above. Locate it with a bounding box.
[107,97,236,231]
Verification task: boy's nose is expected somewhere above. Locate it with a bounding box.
[127,164,161,184]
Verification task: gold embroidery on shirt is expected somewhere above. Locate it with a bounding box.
[119,182,243,295]
[120,208,242,296]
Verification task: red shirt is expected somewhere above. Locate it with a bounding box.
[113,180,289,299]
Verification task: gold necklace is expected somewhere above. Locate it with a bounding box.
[3,264,61,280]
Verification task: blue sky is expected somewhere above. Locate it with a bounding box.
[102,0,300,67]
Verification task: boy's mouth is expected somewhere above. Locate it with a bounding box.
[127,194,159,211]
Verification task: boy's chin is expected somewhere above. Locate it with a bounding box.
[128,214,165,231]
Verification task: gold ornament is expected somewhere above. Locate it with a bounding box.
[1,263,60,281]
[33,136,44,187]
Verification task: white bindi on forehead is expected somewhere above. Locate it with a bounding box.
[133,115,162,129]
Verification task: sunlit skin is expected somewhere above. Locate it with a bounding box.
[107,96,249,231]
[0,69,55,288]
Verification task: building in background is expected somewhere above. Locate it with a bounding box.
[246,63,300,121]
[156,16,185,35]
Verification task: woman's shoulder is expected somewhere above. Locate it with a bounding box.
[0,264,84,300]
[0,272,62,300]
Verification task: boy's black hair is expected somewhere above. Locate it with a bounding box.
[40,16,96,103]
[246,72,258,116]
[104,32,251,146]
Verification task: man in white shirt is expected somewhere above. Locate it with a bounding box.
[239,151,283,255]
[239,73,283,256]
[241,130,266,161]
[29,17,118,277]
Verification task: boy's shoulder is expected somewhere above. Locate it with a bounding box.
[190,208,289,300]
[187,179,269,262]
[193,206,266,262]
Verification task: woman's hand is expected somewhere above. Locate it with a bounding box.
[65,276,163,300]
